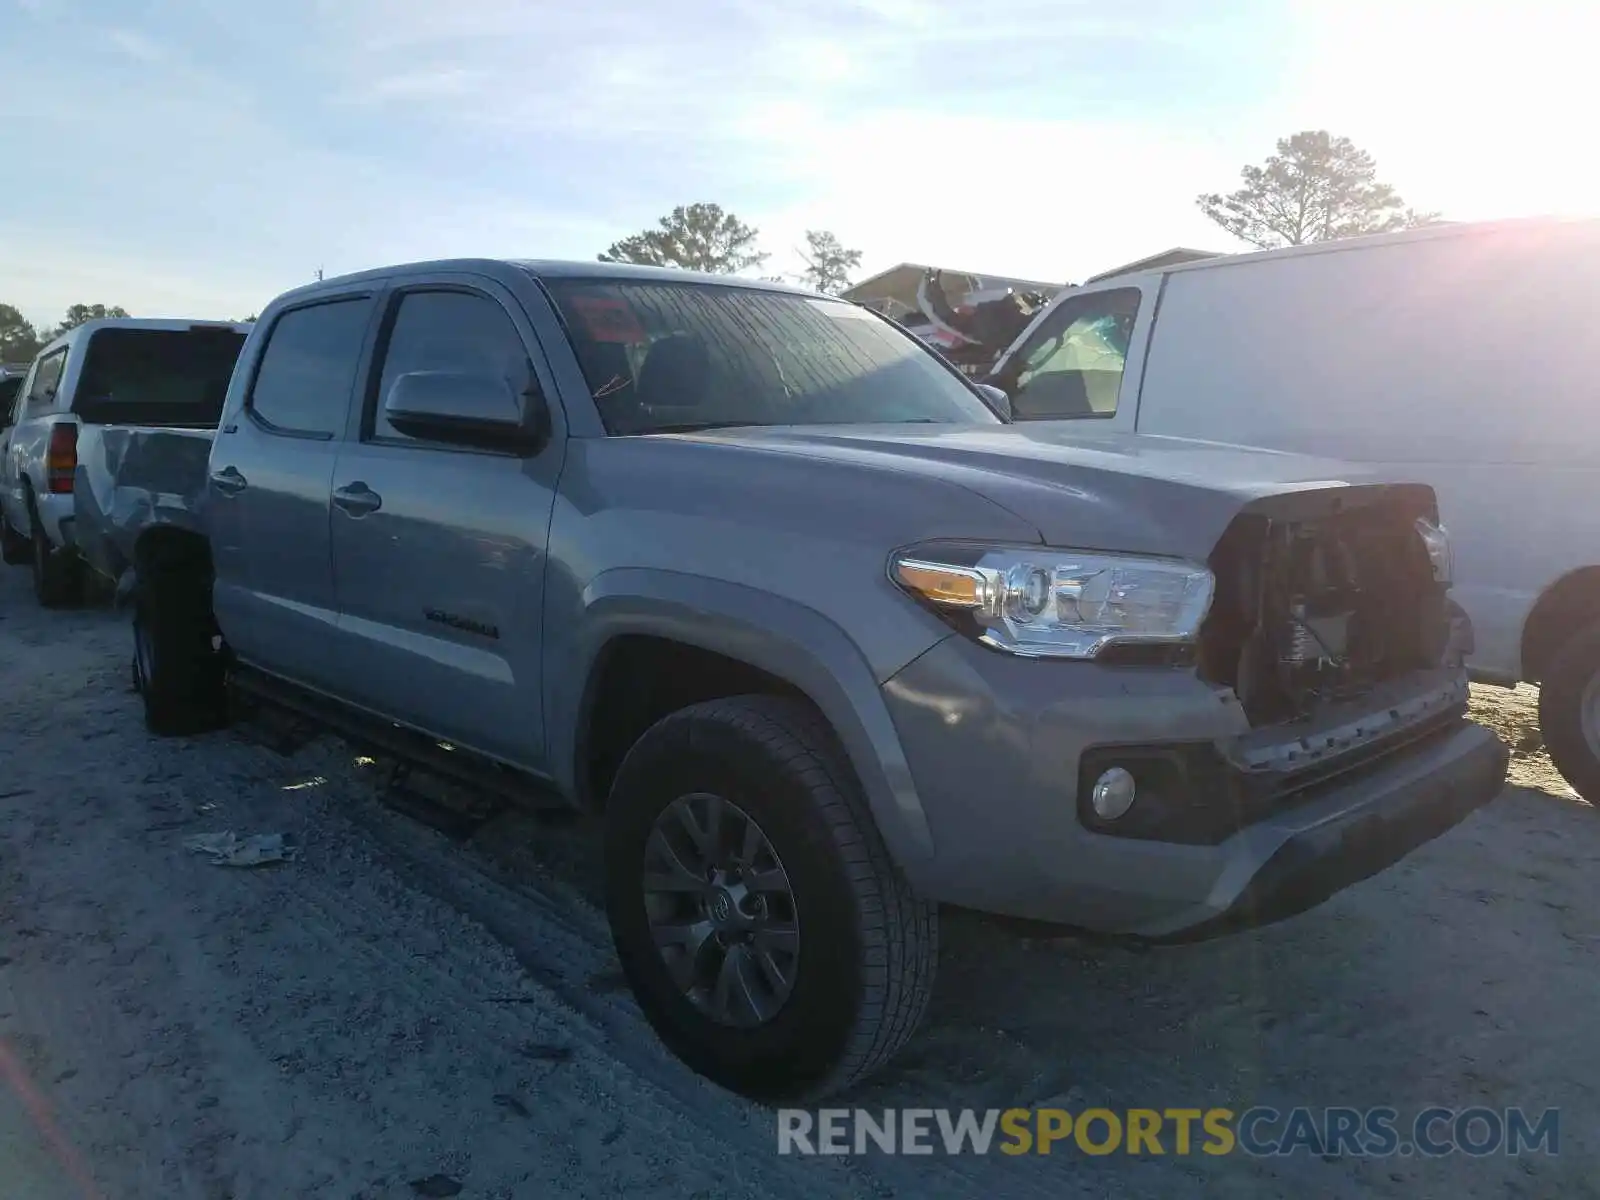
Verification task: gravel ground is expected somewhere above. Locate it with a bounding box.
[1,564,1597,1198]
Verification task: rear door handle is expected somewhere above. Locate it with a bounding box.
[333,481,382,516]
[210,465,248,495]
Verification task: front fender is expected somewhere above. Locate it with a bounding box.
[547,567,938,880]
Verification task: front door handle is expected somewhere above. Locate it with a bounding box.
[333,481,382,516]
[210,465,248,495]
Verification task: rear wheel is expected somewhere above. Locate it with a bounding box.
[29,509,81,608]
[1539,619,1600,801]
[0,512,28,566]
[133,574,227,736]
[604,694,937,1100]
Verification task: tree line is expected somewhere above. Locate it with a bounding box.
[1196,130,1440,247]
[599,130,1439,291]
[0,128,1436,366]
[0,303,131,363]
[598,204,864,295]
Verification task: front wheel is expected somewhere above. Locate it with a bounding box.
[604,695,937,1101]
[1540,620,1600,801]
[133,576,227,737]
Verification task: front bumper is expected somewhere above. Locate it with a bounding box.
[880,635,1508,938]
[1155,721,1506,940]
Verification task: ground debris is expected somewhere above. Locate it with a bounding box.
[492,1092,530,1118]
[408,1174,464,1197]
[182,830,299,867]
[514,1041,574,1064]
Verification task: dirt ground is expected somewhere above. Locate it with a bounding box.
[2,565,1597,1198]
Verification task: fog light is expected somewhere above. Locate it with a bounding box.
[1090,767,1137,820]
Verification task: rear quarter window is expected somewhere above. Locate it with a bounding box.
[26,349,68,414]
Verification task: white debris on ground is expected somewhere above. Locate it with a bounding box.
[182,830,299,867]
[1,565,1598,1198]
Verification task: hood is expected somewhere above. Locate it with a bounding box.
[668,424,1421,560]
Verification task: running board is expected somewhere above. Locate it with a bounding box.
[227,665,569,814]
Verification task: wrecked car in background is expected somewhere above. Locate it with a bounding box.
[899,268,1053,376]
[1,318,250,605]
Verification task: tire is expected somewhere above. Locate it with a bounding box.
[133,574,227,737]
[29,509,81,608]
[0,512,28,566]
[1539,619,1600,801]
[604,694,937,1101]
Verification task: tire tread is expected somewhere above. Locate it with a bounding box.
[1538,620,1600,801]
[625,694,937,1100]
[137,575,226,737]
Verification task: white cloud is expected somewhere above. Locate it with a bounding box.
[1280,0,1600,220]
[743,106,1240,285]
[303,0,1250,283]
[0,225,272,326]
[105,28,167,63]
[4,0,1596,326]
[341,67,490,106]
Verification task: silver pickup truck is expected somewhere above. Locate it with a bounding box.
[1,318,248,604]
[80,259,1508,1100]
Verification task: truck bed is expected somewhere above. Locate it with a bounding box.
[72,425,216,595]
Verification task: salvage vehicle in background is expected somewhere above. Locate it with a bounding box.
[0,363,27,414]
[0,365,26,489]
[0,319,250,606]
[897,268,1052,377]
[986,216,1600,799]
[94,258,1506,1100]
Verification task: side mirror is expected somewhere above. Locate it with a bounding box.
[383,370,548,454]
[975,382,1012,422]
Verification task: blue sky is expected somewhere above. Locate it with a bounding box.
[2,0,1592,325]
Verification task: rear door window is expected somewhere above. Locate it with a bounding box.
[248,298,374,437]
[73,327,248,426]
[1000,288,1141,419]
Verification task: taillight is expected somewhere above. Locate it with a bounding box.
[47,423,78,494]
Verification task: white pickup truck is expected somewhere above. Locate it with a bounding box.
[1,318,249,605]
[986,216,1600,799]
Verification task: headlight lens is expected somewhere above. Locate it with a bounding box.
[1414,517,1452,584]
[891,543,1215,659]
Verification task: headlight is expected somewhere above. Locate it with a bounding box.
[891,543,1215,659]
[1414,517,1452,584]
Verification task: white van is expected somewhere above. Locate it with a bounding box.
[988,216,1600,798]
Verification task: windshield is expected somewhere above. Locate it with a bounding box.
[74,327,248,426]
[545,279,998,434]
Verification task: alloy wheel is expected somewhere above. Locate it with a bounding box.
[641,792,801,1028]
